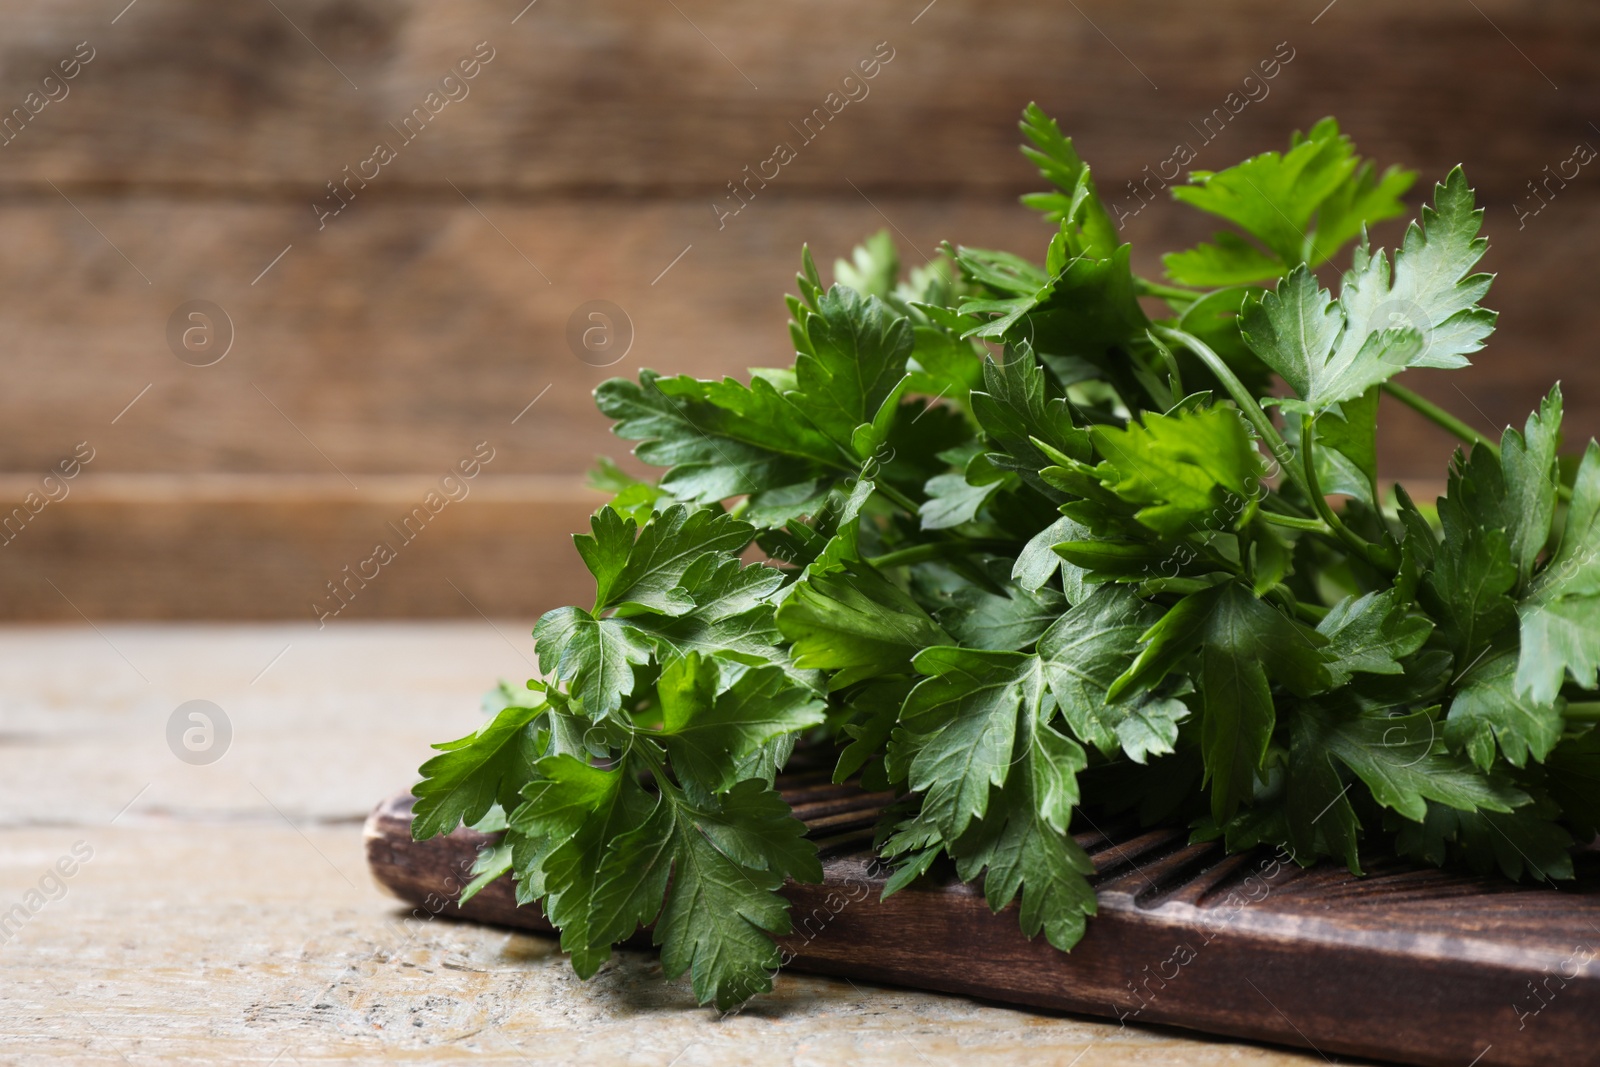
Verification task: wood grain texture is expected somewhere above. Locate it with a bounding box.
[368,780,1600,1067]
[3,0,1598,620]
[0,474,600,620]
[0,196,1591,481]
[0,0,1589,198]
[0,624,1325,1066]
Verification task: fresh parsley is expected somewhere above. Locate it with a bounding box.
[415,106,1600,1010]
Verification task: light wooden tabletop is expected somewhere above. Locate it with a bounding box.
[0,623,1324,1065]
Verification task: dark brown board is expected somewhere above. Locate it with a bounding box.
[365,774,1600,1067]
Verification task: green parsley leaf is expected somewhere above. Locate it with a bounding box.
[581,505,754,616]
[969,346,1090,492]
[939,579,1065,651]
[1446,649,1564,769]
[533,606,654,720]
[1517,439,1600,702]
[1301,704,1527,823]
[1089,405,1265,538]
[516,755,654,977]
[1038,586,1187,762]
[592,777,818,1009]
[777,565,951,689]
[797,285,915,451]
[1394,799,1574,883]
[1012,514,1094,602]
[957,764,1097,952]
[1316,589,1432,688]
[412,701,546,840]
[1241,168,1494,411]
[657,655,827,800]
[1164,117,1414,285]
[889,647,1042,839]
[1017,102,1119,258]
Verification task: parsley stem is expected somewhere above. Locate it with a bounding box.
[1257,511,1331,534]
[1153,323,1396,573]
[1381,381,1500,457]
[864,480,1010,589]
[1135,278,1208,304]
[1564,701,1600,723]
[1300,417,1400,574]
[872,481,924,518]
[1148,326,1299,481]
[1293,600,1329,623]
[1152,324,1395,574]
[1146,329,1185,407]
[1267,588,1328,624]
[867,539,1008,570]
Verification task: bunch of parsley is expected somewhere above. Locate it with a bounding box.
[413,106,1600,1010]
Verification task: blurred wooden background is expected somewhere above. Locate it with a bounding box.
[0,0,1594,620]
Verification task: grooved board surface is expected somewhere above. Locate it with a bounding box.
[368,778,1600,1067]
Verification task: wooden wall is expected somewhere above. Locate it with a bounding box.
[1,0,1595,619]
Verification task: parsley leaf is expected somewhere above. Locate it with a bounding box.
[1241,168,1494,411]
[1446,650,1564,769]
[1517,437,1600,702]
[1089,405,1265,538]
[593,778,816,1009]
[1301,704,1526,823]
[889,648,1041,838]
[658,655,827,800]
[1017,102,1119,258]
[412,701,546,840]
[1038,586,1186,762]
[777,565,951,689]
[1164,117,1414,285]
[796,285,915,450]
[533,606,654,720]
[582,505,754,616]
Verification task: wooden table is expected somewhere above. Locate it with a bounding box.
[0,623,1326,1065]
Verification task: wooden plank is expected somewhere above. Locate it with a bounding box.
[0,624,1321,1064]
[0,0,1589,198]
[0,621,544,827]
[368,783,1600,1067]
[0,197,1039,476]
[0,196,1593,482]
[0,474,600,620]
[0,825,1319,1066]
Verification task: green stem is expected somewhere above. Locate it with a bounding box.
[1145,329,1185,408]
[1269,589,1328,624]
[1382,381,1572,503]
[1563,701,1600,723]
[872,480,923,518]
[1260,493,1318,521]
[1381,381,1499,458]
[1301,417,1399,574]
[867,540,1003,570]
[1135,277,1209,304]
[1258,511,1332,534]
[1156,325,1396,573]
[1151,326,1300,486]
[865,543,940,570]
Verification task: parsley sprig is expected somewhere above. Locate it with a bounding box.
[414,106,1600,1009]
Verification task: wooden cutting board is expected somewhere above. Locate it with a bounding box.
[365,771,1600,1067]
